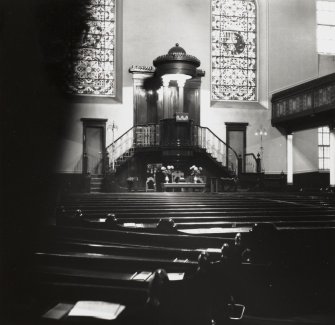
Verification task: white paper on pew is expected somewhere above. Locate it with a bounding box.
[173,258,189,263]
[123,222,136,227]
[204,248,221,253]
[123,222,145,228]
[68,301,125,320]
[179,227,251,234]
[168,272,185,281]
[42,303,74,320]
[131,271,152,281]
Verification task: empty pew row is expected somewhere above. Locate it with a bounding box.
[35,238,222,262]
[57,192,335,210]
[41,225,232,249]
[55,195,332,212]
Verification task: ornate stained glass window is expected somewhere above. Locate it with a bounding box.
[211,0,257,101]
[68,0,116,96]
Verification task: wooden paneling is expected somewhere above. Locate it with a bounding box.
[271,73,335,132]
[131,70,203,126]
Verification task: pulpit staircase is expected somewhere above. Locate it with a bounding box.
[106,124,246,178]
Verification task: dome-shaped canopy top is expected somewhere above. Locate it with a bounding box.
[168,43,186,54]
[153,43,200,78]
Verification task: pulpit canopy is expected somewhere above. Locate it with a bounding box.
[153,43,200,81]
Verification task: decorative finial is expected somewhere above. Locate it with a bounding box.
[176,43,179,46]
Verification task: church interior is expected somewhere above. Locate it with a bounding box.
[1,0,335,324]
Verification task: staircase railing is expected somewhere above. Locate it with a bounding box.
[106,126,134,170]
[194,125,239,176]
[107,123,250,177]
[134,124,160,147]
[106,124,160,170]
[245,153,261,173]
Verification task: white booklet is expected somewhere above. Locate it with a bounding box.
[131,271,152,281]
[167,272,184,281]
[68,301,125,320]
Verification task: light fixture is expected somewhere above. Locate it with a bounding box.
[255,127,267,172]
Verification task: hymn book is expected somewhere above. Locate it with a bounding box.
[68,301,125,320]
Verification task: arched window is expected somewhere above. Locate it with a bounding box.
[211,0,257,101]
[68,0,116,96]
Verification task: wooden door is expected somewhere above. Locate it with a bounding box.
[82,118,107,175]
[226,123,248,173]
[85,127,103,174]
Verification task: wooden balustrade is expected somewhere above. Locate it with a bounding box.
[272,73,335,131]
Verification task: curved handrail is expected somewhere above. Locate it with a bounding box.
[106,123,242,175]
[106,126,134,151]
[197,125,239,159]
[245,153,261,173]
[193,125,240,175]
[245,153,257,161]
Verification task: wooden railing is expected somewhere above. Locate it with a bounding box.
[245,153,261,173]
[271,73,335,130]
[107,123,244,176]
[135,124,160,147]
[194,126,239,175]
[106,125,160,171]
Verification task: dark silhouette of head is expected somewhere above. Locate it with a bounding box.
[197,251,210,272]
[157,218,176,233]
[147,269,170,307]
[221,242,231,260]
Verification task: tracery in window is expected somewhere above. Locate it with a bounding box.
[318,126,330,170]
[68,0,116,96]
[211,0,257,101]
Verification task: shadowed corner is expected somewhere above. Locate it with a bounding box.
[1,1,93,322]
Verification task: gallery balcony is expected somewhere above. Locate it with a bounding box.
[271,73,335,132]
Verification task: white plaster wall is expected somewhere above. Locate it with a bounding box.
[55,87,133,172]
[293,128,319,173]
[269,0,318,91]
